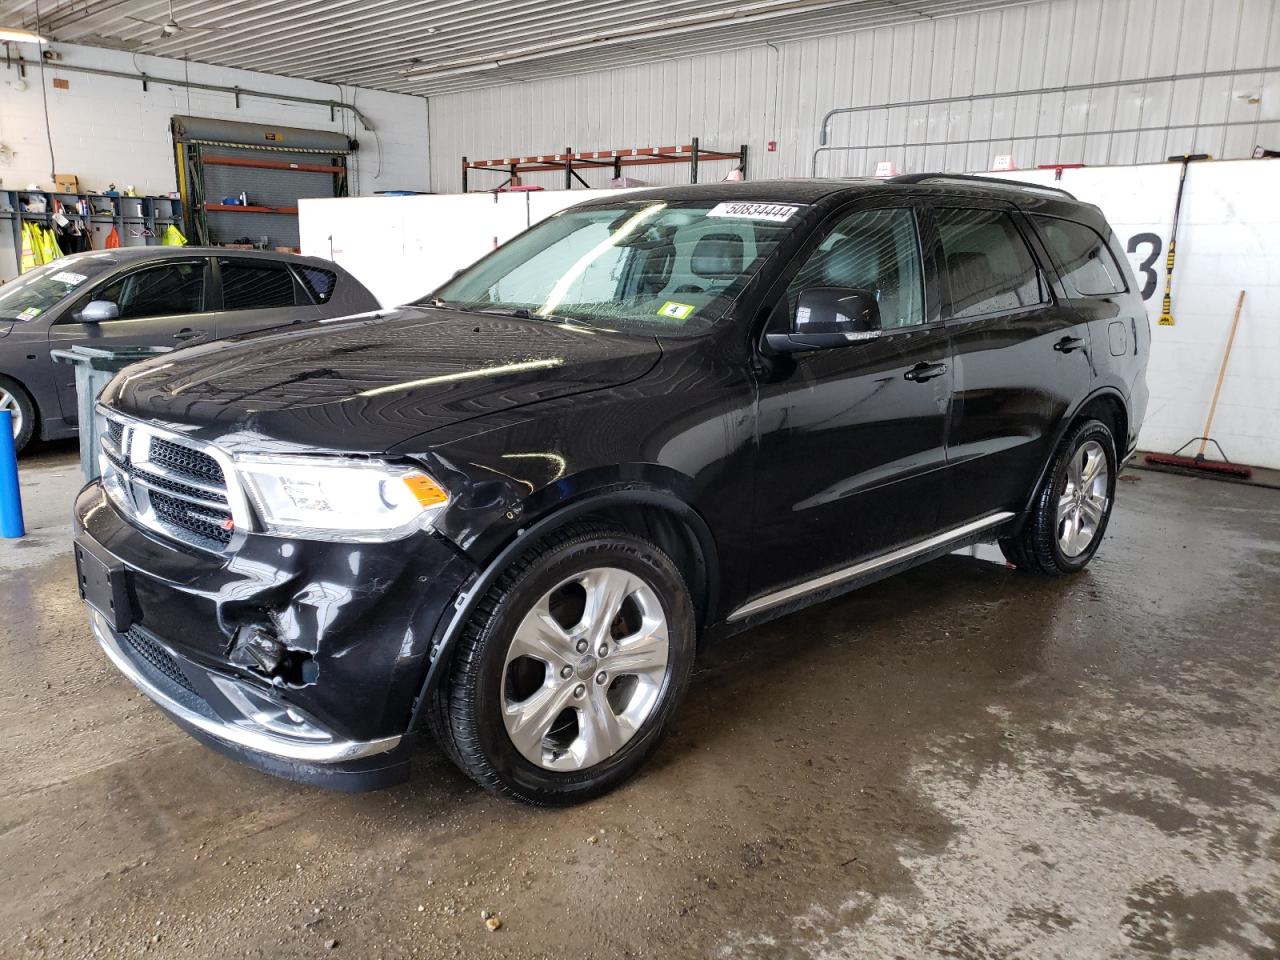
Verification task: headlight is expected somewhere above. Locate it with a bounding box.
[235,455,449,542]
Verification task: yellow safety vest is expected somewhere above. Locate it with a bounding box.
[20,223,39,273]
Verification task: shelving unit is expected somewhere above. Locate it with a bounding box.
[204,203,299,215]
[462,138,749,191]
[0,190,184,282]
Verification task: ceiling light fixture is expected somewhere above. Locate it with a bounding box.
[0,27,48,43]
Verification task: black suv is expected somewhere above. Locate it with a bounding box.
[73,176,1149,804]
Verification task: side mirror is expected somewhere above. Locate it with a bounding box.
[78,300,120,323]
[764,287,881,353]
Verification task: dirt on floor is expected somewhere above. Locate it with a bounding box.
[1,446,1277,959]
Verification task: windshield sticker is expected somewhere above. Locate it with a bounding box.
[18,307,42,320]
[51,271,88,285]
[706,202,801,222]
[658,301,696,321]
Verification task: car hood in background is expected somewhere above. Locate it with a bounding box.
[101,307,663,453]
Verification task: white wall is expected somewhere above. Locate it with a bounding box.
[427,0,1280,193]
[990,159,1279,470]
[299,189,633,309]
[0,43,429,198]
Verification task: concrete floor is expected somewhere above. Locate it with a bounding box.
[2,442,1277,960]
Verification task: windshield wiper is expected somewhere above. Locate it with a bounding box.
[423,297,474,311]
[506,307,573,324]
[422,298,582,325]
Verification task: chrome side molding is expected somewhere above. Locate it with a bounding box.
[727,512,1015,622]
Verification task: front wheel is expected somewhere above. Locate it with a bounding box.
[429,523,696,805]
[1000,418,1117,575]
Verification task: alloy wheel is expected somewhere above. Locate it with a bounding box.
[1055,439,1110,557]
[0,387,23,441]
[501,566,669,771]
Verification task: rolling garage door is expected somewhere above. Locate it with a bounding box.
[172,116,352,252]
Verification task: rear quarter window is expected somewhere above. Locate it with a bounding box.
[296,266,337,304]
[1032,216,1128,296]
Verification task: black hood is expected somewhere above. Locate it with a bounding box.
[102,307,662,453]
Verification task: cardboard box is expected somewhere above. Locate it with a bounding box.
[54,174,79,193]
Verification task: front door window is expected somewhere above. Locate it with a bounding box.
[93,262,206,320]
[785,207,925,329]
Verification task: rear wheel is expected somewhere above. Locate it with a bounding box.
[428,523,696,805]
[0,377,36,454]
[1000,418,1116,575]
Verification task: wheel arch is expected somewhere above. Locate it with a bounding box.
[408,483,720,732]
[516,484,718,630]
[1020,386,1130,517]
[0,371,40,445]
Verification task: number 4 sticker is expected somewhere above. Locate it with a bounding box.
[659,301,695,320]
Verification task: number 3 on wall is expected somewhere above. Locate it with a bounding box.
[1126,232,1163,301]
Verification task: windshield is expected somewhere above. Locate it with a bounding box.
[0,256,116,321]
[426,200,806,337]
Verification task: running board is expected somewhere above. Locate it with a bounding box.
[726,512,1015,623]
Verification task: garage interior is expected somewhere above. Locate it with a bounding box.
[1,0,1278,957]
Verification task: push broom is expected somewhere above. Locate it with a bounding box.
[1144,290,1253,480]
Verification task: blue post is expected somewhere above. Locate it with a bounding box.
[0,410,24,539]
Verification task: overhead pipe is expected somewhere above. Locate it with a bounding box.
[4,54,377,131]
[815,64,1280,172]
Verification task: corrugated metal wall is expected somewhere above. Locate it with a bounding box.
[428,0,1280,192]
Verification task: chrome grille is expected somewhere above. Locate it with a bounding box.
[150,491,234,545]
[100,413,236,552]
[149,437,225,487]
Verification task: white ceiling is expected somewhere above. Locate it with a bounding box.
[2,0,1041,97]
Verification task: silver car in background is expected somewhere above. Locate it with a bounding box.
[0,248,380,452]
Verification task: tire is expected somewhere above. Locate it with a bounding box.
[999,418,1117,576]
[428,522,696,806]
[0,376,36,454]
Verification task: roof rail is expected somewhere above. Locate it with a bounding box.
[889,173,1077,200]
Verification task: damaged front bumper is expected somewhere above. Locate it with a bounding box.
[74,481,475,790]
[91,610,401,762]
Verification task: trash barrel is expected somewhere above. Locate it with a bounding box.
[51,345,173,482]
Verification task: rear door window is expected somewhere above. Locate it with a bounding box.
[1032,216,1127,296]
[936,208,1046,319]
[219,260,304,310]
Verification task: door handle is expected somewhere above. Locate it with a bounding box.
[173,328,207,341]
[1053,335,1085,353]
[904,361,948,383]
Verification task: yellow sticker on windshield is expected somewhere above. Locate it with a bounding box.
[658,301,695,321]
